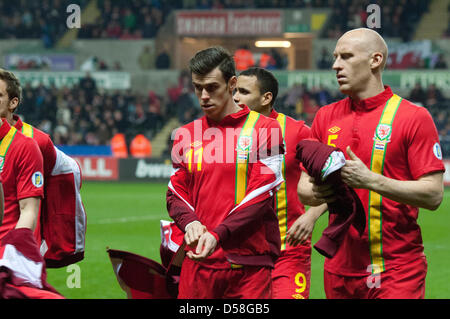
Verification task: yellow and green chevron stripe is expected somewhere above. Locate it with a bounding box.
[368,94,402,274]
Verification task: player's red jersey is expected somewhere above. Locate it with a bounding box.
[0,119,44,240]
[13,115,86,268]
[269,109,312,299]
[13,115,56,178]
[167,105,284,269]
[13,115,55,247]
[269,109,311,250]
[311,86,445,276]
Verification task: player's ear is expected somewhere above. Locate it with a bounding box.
[228,76,237,92]
[370,52,384,70]
[261,91,273,107]
[8,97,19,113]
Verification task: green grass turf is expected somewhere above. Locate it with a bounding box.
[46,183,450,299]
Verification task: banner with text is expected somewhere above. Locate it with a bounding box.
[119,158,172,182]
[176,10,283,36]
[271,70,450,92]
[72,156,119,181]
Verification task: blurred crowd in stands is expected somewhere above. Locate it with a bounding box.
[0,0,89,47]
[17,72,165,148]
[408,82,450,157]
[79,0,166,39]
[325,0,430,41]
[0,0,436,44]
[444,3,450,38]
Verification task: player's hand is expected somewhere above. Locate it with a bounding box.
[310,177,337,204]
[341,146,375,189]
[286,209,320,246]
[184,221,207,249]
[186,232,217,261]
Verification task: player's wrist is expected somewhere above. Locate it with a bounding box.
[184,220,202,232]
[209,231,220,244]
[366,171,384,192]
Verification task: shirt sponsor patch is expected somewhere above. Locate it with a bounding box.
[433,142,443,160]
[374,141,386,151]
[32,171,44,188]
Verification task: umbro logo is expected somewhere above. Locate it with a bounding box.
[328,126,341,133]
[190,141,202,148]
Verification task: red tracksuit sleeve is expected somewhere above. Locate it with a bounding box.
[166,133,199,233]
[211,196,274,244]
[166,187,198,233]
[42,135,57,178]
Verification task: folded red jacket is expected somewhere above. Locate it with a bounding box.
[0,228,64,299]
[296,139,365,258]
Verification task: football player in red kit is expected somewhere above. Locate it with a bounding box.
[167,47,285,299]
[298,28,444,299]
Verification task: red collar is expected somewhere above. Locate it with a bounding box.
[269,108,278,119]
[0,118,12,140]
[12,114,23,130]
[349,86,394,111]
[205,104,251,127]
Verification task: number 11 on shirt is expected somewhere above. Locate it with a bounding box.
[186,147,203,172]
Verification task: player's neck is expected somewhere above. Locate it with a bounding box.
[350,79,385,103]
[260,106,272,117]
[5,113,15,126]
[210,100,242,122]
[226,100,242,115]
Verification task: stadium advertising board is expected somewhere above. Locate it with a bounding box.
[14,71,131,90]
[272,70,450,92]
[5,53,76,71]
[119,158,172,182]
[72,156,119,181]
[394,71,450,91]
[134,70,449,96]
[176,10,282,36]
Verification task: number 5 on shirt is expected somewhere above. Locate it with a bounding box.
[327,134,338,147]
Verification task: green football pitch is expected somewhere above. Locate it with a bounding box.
[46,182,450,299]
